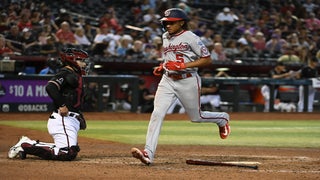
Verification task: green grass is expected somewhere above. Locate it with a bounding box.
[1,120,319,148]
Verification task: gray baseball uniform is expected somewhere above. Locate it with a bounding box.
[144,30,229,162]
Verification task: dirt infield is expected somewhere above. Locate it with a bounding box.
[1,112,320,180]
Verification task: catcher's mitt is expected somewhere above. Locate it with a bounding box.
[77,114,87,130]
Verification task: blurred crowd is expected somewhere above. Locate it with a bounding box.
[0,0,320,65]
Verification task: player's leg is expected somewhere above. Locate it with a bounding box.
[166,97,178,114]
[176,75,230,138]
[297,85,304,112]
[261,85,270,112]
[144,78,177,162]
[47,113,80,160]
[308,86,316,112]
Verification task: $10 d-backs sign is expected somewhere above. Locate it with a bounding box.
[0,80,52,112]
[0,80,51,103]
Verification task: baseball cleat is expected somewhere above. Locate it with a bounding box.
[19,151,27,160]
[131,147,151,165]
[8,136,31,159]
[219,123,231,139]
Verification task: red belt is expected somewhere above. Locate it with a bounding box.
[167,73,192,80]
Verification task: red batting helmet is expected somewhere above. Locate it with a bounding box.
[160,8,189,22]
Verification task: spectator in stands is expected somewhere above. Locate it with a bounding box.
[39,36,58,56]
[55,21,77,49]
[39,25,57,43]
[287,33,301,48]
[237,30,254,58]
[151,36,162,60]
[82,19,97,43]
[304,12,320,32]
[215,7,238,26]
[0,13,10,33]
[193,23,207,37]
[141,28,153,44]
[30,11,42,32]
[17,13,32,32]
[126,40,145,60]
[142,8,161,26]
[74,27,91,50]
[281,10,299,33]
[303,0,319,14]
[265,33,288,58]
[210,42,227,61]
[256,20,271,39]
[252,31,267,57]
[92,24,116,57]
[200,29,214,50]
[297,57,319,112]
[21,28,39,55]
[39,14,59,32]
[176,1,192,14]
[224,39,240,60]
[54,11,73,28]
[99,8,122,33]
[5,25,23,54]
[116,34,133,57]
[0,34,13,55]
[140,0,151,12]
[143,20,162,39]
[236,22,255,36]
[261,61,299,112]
[213,34,223,44]
[7,2,19,24]
[277,45,301,64]
[143,44,158,61]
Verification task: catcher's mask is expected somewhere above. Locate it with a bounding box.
[60,48,90,75]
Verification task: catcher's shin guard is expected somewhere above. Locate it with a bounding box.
[54,145,80,161]
[21,142,54,160]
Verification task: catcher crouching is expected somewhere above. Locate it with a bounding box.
[8,48,90,161]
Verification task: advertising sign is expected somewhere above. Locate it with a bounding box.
[0,80,52,112]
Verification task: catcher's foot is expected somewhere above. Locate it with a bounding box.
[19,151,26,160]
[219,122,231,139]
[8,136,31,159]
[131,147,151,165]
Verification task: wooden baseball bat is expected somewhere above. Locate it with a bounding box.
[186,159,259,170]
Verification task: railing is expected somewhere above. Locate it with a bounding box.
[203,77,313,112]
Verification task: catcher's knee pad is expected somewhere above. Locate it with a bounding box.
[54,145,80,161]
[21,142,54,160]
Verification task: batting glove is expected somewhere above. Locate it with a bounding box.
[165,61,186,71]
[153,63,164,76]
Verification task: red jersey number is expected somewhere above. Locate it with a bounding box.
[176,54,184,63]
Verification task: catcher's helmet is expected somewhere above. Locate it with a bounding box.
[160,8,189,22]
[60,48,90,75]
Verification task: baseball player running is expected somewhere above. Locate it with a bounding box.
[8,48,89,161]
[131,8,230,165]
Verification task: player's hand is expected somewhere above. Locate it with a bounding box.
[165,61,186,71]
[153,64,163,76]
